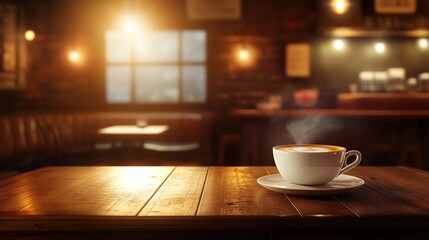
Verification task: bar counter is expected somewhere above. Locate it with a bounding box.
[230,108,429,118]
[229,108,429,168]
[0,166,428,239]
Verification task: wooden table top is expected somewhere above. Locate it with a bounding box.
[98,125,169,135]
[0,166,428,236]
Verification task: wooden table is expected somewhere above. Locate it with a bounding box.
[0,166,428,240]
[96,125,169,155]
[97,125,169,140]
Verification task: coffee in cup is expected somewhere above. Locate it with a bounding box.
[273,144,361,185]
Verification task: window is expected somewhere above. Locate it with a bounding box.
[105,30,207,103]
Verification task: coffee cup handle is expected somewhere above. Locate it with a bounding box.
[338,150,362,176]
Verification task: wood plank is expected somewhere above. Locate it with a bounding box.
[139,167,208,216]
[349,166,429,212]
[0,167,105,215]
[335,186,426,217]
[102,167,175,216]
[264,166,357,217]
[0,167,175,216]
[197,167,298,216]
[331,166,429,217]
[0,230,270,240]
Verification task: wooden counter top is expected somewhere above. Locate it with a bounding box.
[230,108,429,118]
[0,166,428,239]
[337,93,429,110]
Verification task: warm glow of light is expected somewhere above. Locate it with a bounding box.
[235,44,256,66]
[331,0,350,14]
[374,42,386,54]
[332,39,345,50]
[418,38,429,49]
[122,17,138,33]
[25,30,35,41]
[113,167,171,193]
[238,48,250,61]
[68,50,81,63]
[120,13,148,34]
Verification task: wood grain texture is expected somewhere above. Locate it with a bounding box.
[0,167,174,216]
[349,166,429,214]
[197,166,298,216]
[264,166,356,217]
[0,166,428,236]
[139,166,208,216]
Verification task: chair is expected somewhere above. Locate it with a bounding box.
[218,133,240,166]
[141,113,207,166]
[0,117,19,179]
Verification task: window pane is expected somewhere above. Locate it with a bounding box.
[135,66,179,103]
[105,30,131,62]
[182,31,206,62]
[182,65,206,103]
[135,31,179,62]
[106,66,132,103]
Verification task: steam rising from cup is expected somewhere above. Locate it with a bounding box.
[285,116,342,144]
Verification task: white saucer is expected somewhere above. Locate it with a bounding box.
[257,174,364,197]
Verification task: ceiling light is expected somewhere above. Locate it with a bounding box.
[68,50,81,63]
[25,30,35,41]
[331,0,350,15]
[374,42,385,54]
[332,39,345,50]
[418,38,428,49]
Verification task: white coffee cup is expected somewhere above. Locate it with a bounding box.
[273,144,362,186]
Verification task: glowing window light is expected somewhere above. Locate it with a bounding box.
[374,42,386,54]
[68,50,81,63]
[418,38,428,49]
[331,0,350,15]
[25,30,35,41]
[332,39,345,50]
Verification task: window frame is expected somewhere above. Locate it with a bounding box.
[105,29,208,107]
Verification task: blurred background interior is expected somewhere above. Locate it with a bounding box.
[2,0,429,179]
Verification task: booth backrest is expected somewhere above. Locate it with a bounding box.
[0,112,213,170]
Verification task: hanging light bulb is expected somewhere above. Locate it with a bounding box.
[68,50,81,63]
[238,47,250,61]
[122,16,139,33]
[374,42,386,54]
[417,38,428,49]
[331,0,350,15]
[24,30,36,41]
[332,39,345,51]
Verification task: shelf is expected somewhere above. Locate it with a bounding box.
[337,93,429,110]
[322,27,429,38]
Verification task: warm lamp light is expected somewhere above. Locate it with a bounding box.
[238,48,250,61]
[25,30,35,41]
[122,17,138,33]
[120,14,148,34]
[68,50,81,63]
[374,42,386,54]
[332,39,345,50]
[418,38,428,49]
[331,0,350,14]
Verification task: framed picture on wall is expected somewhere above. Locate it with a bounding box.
[285,43,311,78]
[187,0,241,20]
[375,0,416,14]
[0,3,17,89]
